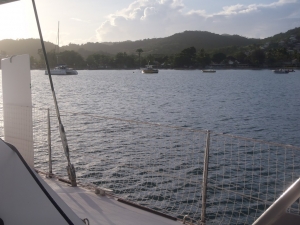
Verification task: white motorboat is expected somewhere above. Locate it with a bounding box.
[45,64,78,75]
[141,63,159,74]
[202,69,216,73]
[273,69,289,74]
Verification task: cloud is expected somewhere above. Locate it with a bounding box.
[212,0,298,17]
[95,0,300,42]
[141,7,157,20]
[96,0,184,42]
[215,4,259,16]
[70,18,90,23]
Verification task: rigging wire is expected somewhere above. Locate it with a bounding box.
[31,0,77,187]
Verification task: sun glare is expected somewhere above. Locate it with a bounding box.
[0,1,33,40]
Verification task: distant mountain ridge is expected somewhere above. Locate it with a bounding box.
[61,31,259,58]
[0,39,55,59]
[0,28,299,60]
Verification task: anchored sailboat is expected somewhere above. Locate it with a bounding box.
[45,22,78,75]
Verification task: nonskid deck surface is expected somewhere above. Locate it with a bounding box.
[40,175,181,225]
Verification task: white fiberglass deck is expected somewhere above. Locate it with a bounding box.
[41,175,181,225]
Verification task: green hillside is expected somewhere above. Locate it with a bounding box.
[0,31,260,60]
[0,28,299,61]
[0,39,56,59]
[61,31,259,58]
[261,27,300,43]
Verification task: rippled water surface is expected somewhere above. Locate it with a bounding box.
[1,69,300,224]
[31,69,300,146]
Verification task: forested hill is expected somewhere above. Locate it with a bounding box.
[0,39,55,59]
[260,27,300,43]
[61,31,259,58]
[0,31,259,59]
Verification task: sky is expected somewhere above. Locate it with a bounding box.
[0,0,299,46]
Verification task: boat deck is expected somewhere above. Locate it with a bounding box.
[40,175,181,225]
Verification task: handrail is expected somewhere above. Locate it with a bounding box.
[253,178,300,225]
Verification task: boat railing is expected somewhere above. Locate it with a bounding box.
[253,177,300,225]
[1,105,300,225]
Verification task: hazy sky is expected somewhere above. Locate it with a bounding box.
[0,0,299,46]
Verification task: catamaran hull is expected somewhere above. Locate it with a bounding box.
[202,70,216,73]
[273,70,289,74]
[45,70,67,75]
[45,69,78,75]
[142,70,159,74]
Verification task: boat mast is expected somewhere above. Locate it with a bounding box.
[31,0,77,186]
[57,21,59,65]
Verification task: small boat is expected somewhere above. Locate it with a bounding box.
[273,69,289,74]
[202,69,216,73]
[45,64,78,75]
[141,62,158,74]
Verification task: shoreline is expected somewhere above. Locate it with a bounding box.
[26,67,300,71]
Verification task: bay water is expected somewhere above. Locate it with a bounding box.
[31,69,300,147]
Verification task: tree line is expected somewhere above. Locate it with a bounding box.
[31,45,300,70]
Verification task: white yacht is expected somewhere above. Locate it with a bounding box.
[45,64,78,75]
[44,22,78,75]
[141,63,159,74]
[202,69,216,73]
[273,69,289,74]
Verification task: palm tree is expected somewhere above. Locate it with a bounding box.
[136,48,143,68]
